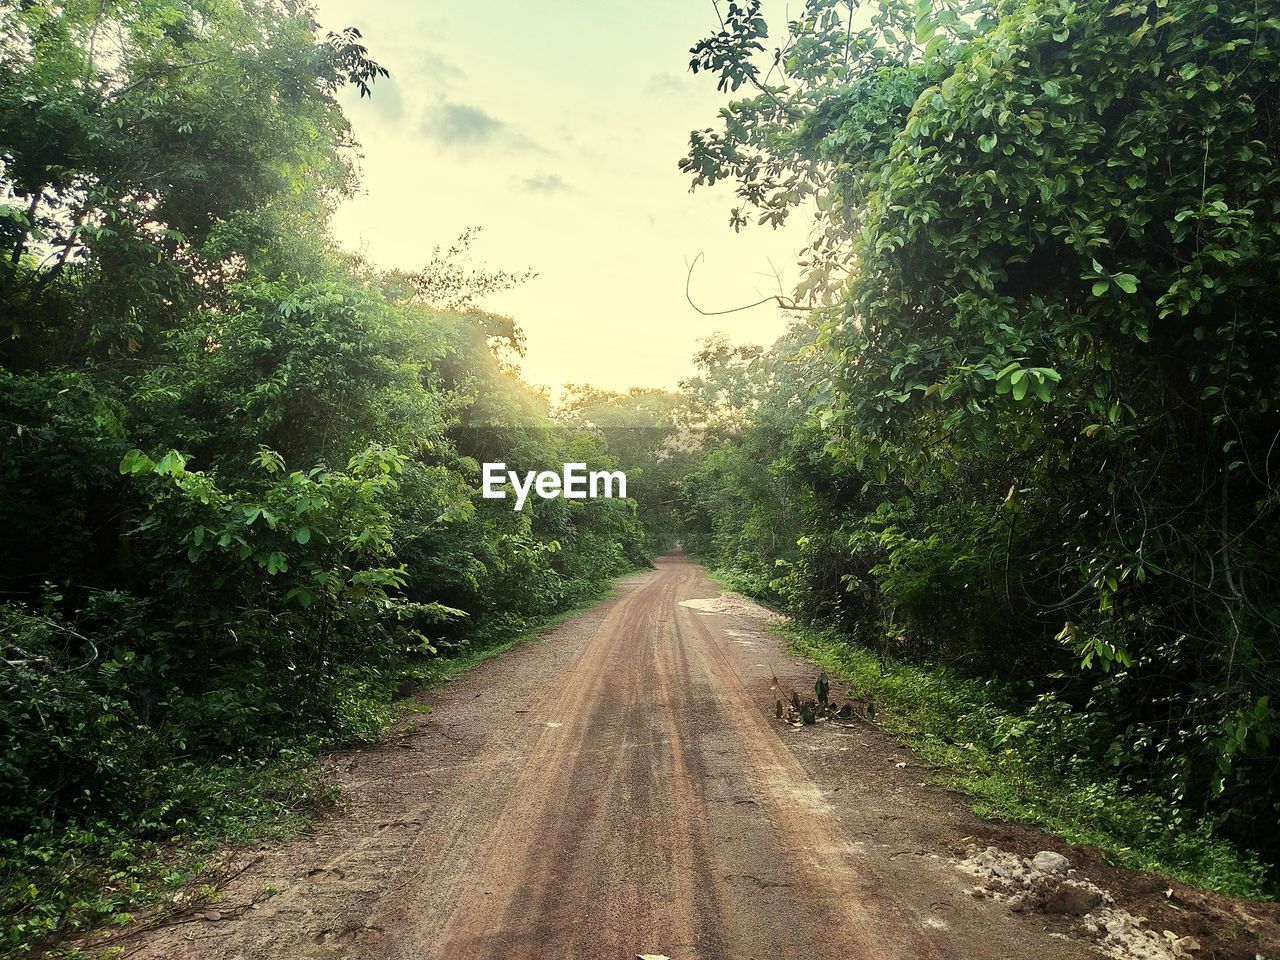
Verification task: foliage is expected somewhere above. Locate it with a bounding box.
[784,621,1274,899]
[0,2,652,953]
[683,0,1280,888]
[554,384,688,552]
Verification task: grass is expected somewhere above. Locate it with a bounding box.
[413,576,627,691]
[705,565,1275,901]
[5,752,336,959]
[789,623,1275,899]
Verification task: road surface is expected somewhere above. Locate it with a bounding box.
[121,552,1092,960]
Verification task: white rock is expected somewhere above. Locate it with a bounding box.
[1031,850,1070,874]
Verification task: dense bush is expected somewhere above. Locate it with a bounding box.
[681,0,1280,888]
[0,2,651,950]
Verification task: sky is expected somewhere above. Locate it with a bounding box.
[313,0,810,393]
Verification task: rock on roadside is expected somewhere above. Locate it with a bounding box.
[957,845,1205,960]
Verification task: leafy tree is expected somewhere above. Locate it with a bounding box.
[684,0,1280,871]
[555,384,686,550]
[0,3,652,951]
[0,0,383,363]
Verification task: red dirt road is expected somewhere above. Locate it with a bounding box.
[121,553,1097,959]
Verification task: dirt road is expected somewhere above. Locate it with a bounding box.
[118,553,1103,959]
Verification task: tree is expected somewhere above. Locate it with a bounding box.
[0,4,652,950]
[684,0,1280,864]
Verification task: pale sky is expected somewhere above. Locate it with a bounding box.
[314,0,809,392]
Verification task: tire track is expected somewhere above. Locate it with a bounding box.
[114,555,1090,960]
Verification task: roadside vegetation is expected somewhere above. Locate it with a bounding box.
[678,0,1279,900]
[0,4,661,952]
[791,613,1270,897]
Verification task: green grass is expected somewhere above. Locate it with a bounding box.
[784,622,1274,900]
[3,751,336,959]
[412,576,627,691]
[700,563,1274,900]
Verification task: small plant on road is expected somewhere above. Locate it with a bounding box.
[775,671,875,727]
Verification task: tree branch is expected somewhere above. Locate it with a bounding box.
[684,252,814,316]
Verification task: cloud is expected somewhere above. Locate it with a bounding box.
[418,50,465,89]
[426,102,501,145]
[420,100,539,153]
[519,173,572,195]
[645,71,686,97]
[366,76,405,124]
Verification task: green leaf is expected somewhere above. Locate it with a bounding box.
[119,450,153,475]
[153,451,186,476]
